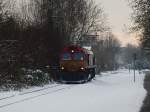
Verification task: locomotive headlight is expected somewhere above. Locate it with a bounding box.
[61,67,65,70]
[71,50,74,53]
[80,67,84,70]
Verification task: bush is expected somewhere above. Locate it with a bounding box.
[19,68,51,86]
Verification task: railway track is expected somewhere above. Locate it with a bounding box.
[0,84,74,109]
[0,84,61,101]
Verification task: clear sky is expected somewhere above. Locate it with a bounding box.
[94,0,139,46]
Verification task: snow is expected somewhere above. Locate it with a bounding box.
[0,69,146,112]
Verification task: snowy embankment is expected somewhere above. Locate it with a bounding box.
[0,69,146,112]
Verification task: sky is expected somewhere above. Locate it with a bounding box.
[94,0,139,46]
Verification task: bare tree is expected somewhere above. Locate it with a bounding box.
[93,32,121,72]
[129,0,150,55]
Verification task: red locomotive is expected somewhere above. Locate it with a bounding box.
[57,45,96,83]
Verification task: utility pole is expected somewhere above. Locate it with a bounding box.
[133,53,137,82]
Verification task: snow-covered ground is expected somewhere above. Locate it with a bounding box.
[0,69,146,112]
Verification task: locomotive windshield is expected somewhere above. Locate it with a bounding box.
[73,53,84,60]
[62,53,71,60]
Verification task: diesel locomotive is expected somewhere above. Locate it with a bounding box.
[57,45,96,83]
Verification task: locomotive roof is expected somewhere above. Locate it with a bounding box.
[62,45,93,55]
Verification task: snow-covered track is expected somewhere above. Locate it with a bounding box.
[19,84,62,95]
[0,84,74,108]
[0,95,15,101]
[0,84,61,101]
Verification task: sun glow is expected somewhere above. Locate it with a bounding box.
[114,32,140,47]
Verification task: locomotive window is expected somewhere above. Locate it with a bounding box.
[73,53,84,60]
[62,53,71,60]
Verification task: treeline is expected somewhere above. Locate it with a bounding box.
[120,44,149,70]
[0,0,106,66]
[130,0,150,56]
[0,0,105,88]
[0,0,121,89]
[93,32,120,72]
